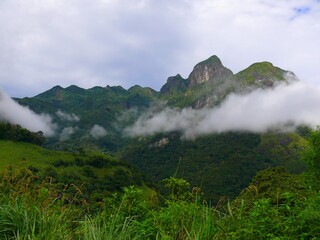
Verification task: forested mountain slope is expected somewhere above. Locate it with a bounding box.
[15,55,307,201]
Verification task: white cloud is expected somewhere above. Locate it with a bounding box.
[0,89,56,136]
[0,0,190,97]
[183,0,320,85]
[59,127,77,141]
[125,80,320,139]
[56,110,80,122]
[90,124,107,139]
[0,0,319,97]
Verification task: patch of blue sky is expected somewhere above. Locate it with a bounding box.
[290,6,312,20]
[294,6,311,15]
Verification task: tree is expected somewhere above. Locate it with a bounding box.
[163,177,191,201]
[302,126,320,190]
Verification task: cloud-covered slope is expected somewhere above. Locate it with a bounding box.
[0,89,56,136]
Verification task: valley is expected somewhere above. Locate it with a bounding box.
[1,55,318,238]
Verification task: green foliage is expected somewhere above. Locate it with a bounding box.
[79,185,151,240]
[79,180,218,240]
[160,74,189,95]
[7,59,320,238]
[17,84,158,152]
[0,166,81,239]
[235,61,287,87]
[0,198,74,240]
[302,126,320,189]
[297,192,320,239]
[0,122,45,145]
[0,164,320,239]
[259,132,308,173]
[222,198,294,239]
[14,60,306,208]
[121,132,305,202]
[216,169,318,239]
[15,58,293,154]
[0,140,148,209]
[151,200,218,239]
[163,177,192,201]
[236,167,308,207]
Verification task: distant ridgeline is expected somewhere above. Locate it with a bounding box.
[15,55,308,201]
[0,122,45,146]
[16,55,297,151]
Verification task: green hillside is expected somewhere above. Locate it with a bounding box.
[235,61,288,87]
[120,132,308,202]
[0,140,72,169]
[2,55,320,238]
[0,139,151,205]
[14,55,304,204]
[16,55,294,152]
[17,84,158,152]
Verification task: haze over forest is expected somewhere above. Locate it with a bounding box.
[1,58,320,142]
[1,1,320,238]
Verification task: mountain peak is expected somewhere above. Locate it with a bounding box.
[188,55,233,86]
[34,85,64,98]
[199,55,222,65]
[235,61,291,87]
[65,85,86,94]
[49,85,64,92]
[160,74,189,94]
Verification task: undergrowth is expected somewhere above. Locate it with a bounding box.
[0,166,320,239]
[2,128,320,239]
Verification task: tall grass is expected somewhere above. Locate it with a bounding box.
[1,167,320,239]
[0,197,74,240]
[79,186,152,240]
[1,188,320,239]
[79,190,220,240]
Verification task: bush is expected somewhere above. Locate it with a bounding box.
[86,156,110,168]
[53,159,74,167]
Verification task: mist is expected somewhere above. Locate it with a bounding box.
[56,110,80,122]
[0,89,56,136]
[125,81,320,139]
[90,125,107,139]
[59,127,77,141]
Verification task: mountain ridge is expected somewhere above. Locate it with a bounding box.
[14,55,305,201]
[29,55,294,99]
[16,54,298,152]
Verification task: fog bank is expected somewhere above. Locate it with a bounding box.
[126,81,320,139]
[0,89,56,136]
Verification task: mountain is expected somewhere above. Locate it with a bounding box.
[160,74,189,94]
[188,55,233,86]
[120,131,307,202]
[17,84,158,151]
[159,55,295,108]
[0,137,151,204]
[235,61,292,87]
[15,55,306,201]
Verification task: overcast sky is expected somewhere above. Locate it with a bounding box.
[1,0,320,98]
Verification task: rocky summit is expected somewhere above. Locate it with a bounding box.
[17,55,295,147]
[188,55,234,86]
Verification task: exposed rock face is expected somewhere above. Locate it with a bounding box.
[149,137,169,148]
[160,74,189,94]
[188,55,233,86]
[193,94,219,109]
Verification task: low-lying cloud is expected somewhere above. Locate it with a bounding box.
[125,81,320,139]
[56,110,80,122]
[90,124,107,139]
[0,89,56,136]
[60,127,77,141]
